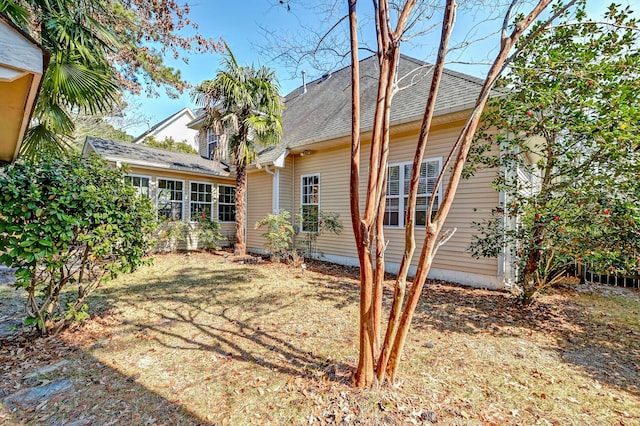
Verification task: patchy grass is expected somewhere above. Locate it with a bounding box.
[1,252,639,425]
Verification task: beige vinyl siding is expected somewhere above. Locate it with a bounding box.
[381,122,499,277]
[123,165,235,248]
[292,144,358,259]
[247,170,273,251]
[278,156,294,215]
[288,120,499,280]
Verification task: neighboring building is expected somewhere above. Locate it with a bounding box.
[82,136,237,247]
[133,107,199,151]
[90,54,506,288]
[0,13,48,163]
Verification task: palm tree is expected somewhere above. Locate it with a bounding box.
[3,0,120,157]
[193,46,283,255]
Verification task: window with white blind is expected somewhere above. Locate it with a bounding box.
[190,182,213,221]
[384,158,441,227]
[301,174,320,232]
[157,179,184,221]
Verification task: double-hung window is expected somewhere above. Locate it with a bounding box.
[157,179,184,220]
[124,175,150,198]
[384,158,441,227]
[218,185,236,222]
[207,129,218,159]
[190,182,213,221]
[301,174,320,232]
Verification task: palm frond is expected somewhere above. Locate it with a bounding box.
[20,124,72,160]
[191,44,283,167]
[0,0,29,27]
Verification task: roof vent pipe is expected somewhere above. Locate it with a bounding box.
[302,70,307,94]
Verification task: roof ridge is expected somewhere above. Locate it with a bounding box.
[283,53,485,99]
[284,54,379,98]
[88,136,203,158]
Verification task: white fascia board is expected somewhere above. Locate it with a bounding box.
[101,156,230,179]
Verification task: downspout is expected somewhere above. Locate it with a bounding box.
[292,155,296,249]
[265,165,279,214]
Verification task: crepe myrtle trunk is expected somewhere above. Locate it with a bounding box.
[347,0,568,387]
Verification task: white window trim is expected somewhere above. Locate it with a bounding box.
[188,180,214,222]
[124,174,152,198]
[217,184,236,223]
[156,178,186,221]
[384,157,442,229]
[207,129,219,159]
[300,173,320,233]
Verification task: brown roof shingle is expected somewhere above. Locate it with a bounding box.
[279,54,483,151]
[86,136,230,177]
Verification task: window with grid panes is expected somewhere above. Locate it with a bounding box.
[301,174,319,232]
[157,179,183,220]
[207,129,219,159]
[190,182,213,221]
[384,159,441,227]
[218,185,236,222]
[124,175,150,198]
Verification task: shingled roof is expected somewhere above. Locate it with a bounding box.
[85,136,230,177]
[280,54,484,150]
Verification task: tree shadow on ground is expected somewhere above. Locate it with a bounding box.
[86,262,351,385]
[0,332,209,425]
[261,258,639,397]
[409,280,640,397]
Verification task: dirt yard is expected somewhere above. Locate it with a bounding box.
[1,252,638,425]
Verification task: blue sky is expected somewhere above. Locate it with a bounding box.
[122,0,623,137]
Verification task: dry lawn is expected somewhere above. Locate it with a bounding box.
[1,252,639,425]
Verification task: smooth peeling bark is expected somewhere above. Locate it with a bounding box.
[373,46,399,354]
[355,0,404,385]
[348,0,362,258]
[376,0,456,381]
[348,0,377,388]
[373,194,386,352]
[383,0,563,382]
[354,250,377,387]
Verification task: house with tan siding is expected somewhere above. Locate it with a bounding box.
[82,137,237,248]
[88,54,507,288]
[198,55,505,288]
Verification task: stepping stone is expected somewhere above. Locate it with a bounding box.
[3,378,74,409]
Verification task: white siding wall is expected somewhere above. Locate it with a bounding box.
[147,111,199,151]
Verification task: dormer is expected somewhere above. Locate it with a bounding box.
[187,111,230,162]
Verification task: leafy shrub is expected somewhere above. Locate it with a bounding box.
[255,210,295,261]
[296,210,343,257]
[153,219,223,252]
[153,221,189,252]
[195,219,224,250]
[0,154,155,334]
